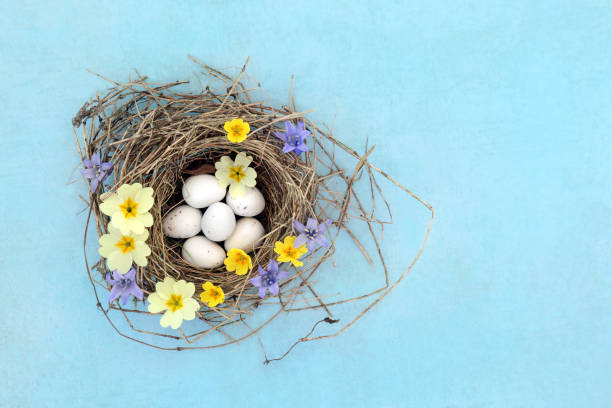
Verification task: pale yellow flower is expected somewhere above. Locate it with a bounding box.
[98,225,151,274]
[214,152,257,198]
[147,277,200,329]
[99,183,154,235]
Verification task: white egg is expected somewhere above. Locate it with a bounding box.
[162,205,203,239]
[182,236,226,269]
[182,174,226,208]
[201,202,236,242]
[225,186,266,217]
[224,217,266,253]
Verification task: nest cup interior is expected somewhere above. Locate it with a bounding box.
[130,132,318,297]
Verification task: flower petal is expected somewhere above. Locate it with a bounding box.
[137,212,153,228]
[306,218,318,230]
[160,310,183,329]
[293,234,308,248]
[267,259,279,273]
[147,292,166,313]
[273,131,287,142]
[105,272,116,285]
[268,282,280,296]
[91,152,101,166]
[181,298,199,320]
[136,187,154,212]
[108,285,122,303]
[316,234,330,248]
[100,162,113,171]
[124,267,136,280]
[228,183,245,198]
[306,240,316,253]
[80,168,97,179]
[99,194,120,216]
[134,229,149,242]
[128,283,144,301]
[98,235,116,257]
[293,220,306,234]
[107,251,133,274]
[250,276,263,287]
[318,219,332,232]
[119,292,131,305]
[132,242,151,266]
[234,152,253,168]
[174,280,195,298]
[155,277,176,299]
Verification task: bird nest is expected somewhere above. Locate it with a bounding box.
[73,57,433,362]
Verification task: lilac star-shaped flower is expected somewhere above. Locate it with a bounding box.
[249,260,288,298]
[273,121,310,155]
[105,268,144,305]
[80,152,113,192]
[293,218,333,252]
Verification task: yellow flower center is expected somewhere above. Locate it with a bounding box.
[165,293,184,312]
[234,253,248,265]
[228,166,246,183]
[283,247,297,259]
[114,236,136,254]
[119,197,139,219]
[208,288,222,302]
[232,124,244,135]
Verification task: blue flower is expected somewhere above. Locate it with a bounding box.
[273,121,310,155]
[249,260,288,298]
[105,268,144,305]
[293,218,333,252]
[80,152,113,192]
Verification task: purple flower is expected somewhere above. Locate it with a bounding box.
[105,268,143,305]
[273,121,310,155]
[80,152,113,192]
[293,218,333,252]
[249,260,288,298]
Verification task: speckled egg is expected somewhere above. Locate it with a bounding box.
[162,205,203,239]
[182,236,226,269]
[224,217,266,253]
[225,186,266,217]
[182,174,226,208]
[201,202,236,242]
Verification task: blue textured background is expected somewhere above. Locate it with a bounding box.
[1,1,611,407]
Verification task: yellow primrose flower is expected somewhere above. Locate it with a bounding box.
[98,225,151,274]
[200,282,225,307]
[274,235,308,267]
[214,152,257,198]
[224,248,253,276]
[223,118,250,143]
[147,277,200,329]
[99,183,154,235]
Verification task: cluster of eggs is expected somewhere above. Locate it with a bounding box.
[162,174,266,269]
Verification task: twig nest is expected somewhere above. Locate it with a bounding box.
[225,186,265,217]
[182,236,226,268]
[224,217,265,253]
[201,202,236,242]
[182,175,226,208]
[162,205,202,239]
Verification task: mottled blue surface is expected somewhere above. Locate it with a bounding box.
[1,1,611,406]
